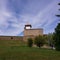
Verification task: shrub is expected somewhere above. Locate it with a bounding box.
[34,35,44,48]
[27,38,33,47]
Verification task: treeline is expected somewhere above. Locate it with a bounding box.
[27,23,60,51]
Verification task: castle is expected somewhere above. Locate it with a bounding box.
[23,23,43,41]
[0,24,43,41]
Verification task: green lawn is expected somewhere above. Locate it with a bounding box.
[0,40,60,60]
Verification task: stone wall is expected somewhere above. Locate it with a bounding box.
[24,29,43,41]
[0,29,43,41]
[23,35,35,42]
[0,36,23,41]
[24,29,43,36]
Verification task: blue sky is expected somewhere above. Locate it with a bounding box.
[0,0,60,36]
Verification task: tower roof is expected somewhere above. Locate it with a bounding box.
[25,22,32,27]
[24,22,32,29]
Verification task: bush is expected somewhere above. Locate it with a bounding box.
[27,38,33,47]
[34,35,44,48]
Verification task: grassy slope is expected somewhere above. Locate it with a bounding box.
[0,40,60,60]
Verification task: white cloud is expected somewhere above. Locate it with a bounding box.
[20,0,59,34]
[0,0,23,36]
[0,0,59,36]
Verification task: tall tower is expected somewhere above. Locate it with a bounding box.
[24,23,43,41]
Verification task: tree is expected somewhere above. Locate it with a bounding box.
[34,35,44,48]
[27,38,33,47]
[43,34,48,45]
[53,23,60,51]
[47,33,54,47]
[56,3,60,19]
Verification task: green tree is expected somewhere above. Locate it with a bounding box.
[27,38,33,47]
[43,34,48,45]
[34,35,44,48]
[53,23,60,51]
[47,33,54,47]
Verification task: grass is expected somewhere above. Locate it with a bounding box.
[0,40,60,60]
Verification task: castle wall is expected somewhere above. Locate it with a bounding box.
[23,35,35,42]
[24,29,43,36]
[24,29,43,41]
[0,26,43,41]
[0,36,23,41]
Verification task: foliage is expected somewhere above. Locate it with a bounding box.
[27,38,33,47]
[53,23,60,51]
[43,35,48,45]
[34,35,45,48]
[47,33,54,47]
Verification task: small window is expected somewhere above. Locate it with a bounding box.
[11,37,13,39]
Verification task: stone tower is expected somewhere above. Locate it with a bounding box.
[24,23,43,41]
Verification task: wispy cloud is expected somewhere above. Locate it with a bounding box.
[0,0,60,36]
